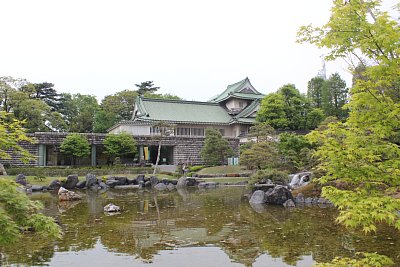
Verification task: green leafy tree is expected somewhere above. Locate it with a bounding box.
[298,1,400,265]
[103,132,137,165]
[257,84,322,130]
[0,112,61,245]
[60,134,91,166]
[201,128,234,166]
[307,76,326,109]
[278,132,314,172]
[240,141,280,170]
[323,73,348,120]
[60,93,99,133]
[21,82,63,112]
[256,93,289,129]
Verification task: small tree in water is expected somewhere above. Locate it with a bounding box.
[201,128,234,166]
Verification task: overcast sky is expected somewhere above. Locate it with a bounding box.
[0,0,397,102]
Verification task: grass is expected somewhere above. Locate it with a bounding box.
[197,165,252,175]
[199,177,249,184]
[1,173,177,186]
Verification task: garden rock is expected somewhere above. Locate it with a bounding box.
[150,176,159,186]
[283,199,296,208]
[99,182,108,190]
[86,173,97,188]
[104,203,121,212]
[265,185,293,205]
[167,183,176,190]
[16,174,27,186]
[58,187,82,201]
[48,179,62,190]
[249,190,266,204]
[294,193,305,203]
[144,181,152,188]
[105,180,119,188]
[63,175,79,189]
[154,183,167,191]
[109,176,127,185]
[305,197,313,204]
[76,180,86,189]
[136,174,145,183]
[198,182,218,189]
[31,185,44,192]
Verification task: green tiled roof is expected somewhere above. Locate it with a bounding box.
[134,97,233,125]
[235,99,260,118]
[210,77,264,103]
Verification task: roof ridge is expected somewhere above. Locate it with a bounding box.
[141,97,221,106]
[210,77,248,102]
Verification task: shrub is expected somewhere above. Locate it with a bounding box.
[248,169,289,186]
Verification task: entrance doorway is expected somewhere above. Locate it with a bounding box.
[148,146,174,165]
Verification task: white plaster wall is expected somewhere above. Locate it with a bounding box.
[225,98,249,110]
[109,125,150,135]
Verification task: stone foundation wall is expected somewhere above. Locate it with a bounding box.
[0,133,240,166]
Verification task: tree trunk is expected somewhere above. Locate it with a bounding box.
[153,139,162,175]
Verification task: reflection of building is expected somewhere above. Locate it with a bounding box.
[0,78,264,166]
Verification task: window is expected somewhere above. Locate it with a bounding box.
[176,127,191,136]
[239,101,244,108]
[191,128,205,136]
[150,126,160,135]
[219,129,225,136]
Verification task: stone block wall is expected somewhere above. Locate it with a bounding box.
[0,132,240,167]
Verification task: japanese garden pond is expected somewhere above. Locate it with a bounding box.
[1,187,399,267]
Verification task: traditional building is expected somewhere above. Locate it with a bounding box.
[1,78,264,167]
[109,77,264,138]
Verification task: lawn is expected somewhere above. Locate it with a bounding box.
[1,173,176,186]
[197,165,252,175]
[199,177,249,184]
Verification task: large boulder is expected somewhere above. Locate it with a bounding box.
[63,175,79,189]
[249,190,266,204]
[48,179,62,190]
[16,174,27,186]
[265,185,293,205]
[86,173,97,188]
[288,172,312,189]
[58,187,82,201]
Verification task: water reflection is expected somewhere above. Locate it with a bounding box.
[0,187,399,267]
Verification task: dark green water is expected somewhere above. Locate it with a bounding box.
[0,187,399,267]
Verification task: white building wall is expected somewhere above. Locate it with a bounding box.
[109,124,150,135]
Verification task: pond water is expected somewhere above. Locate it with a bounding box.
[1,187,399,267]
